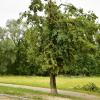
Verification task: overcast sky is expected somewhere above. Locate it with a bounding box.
[0,0,100,27]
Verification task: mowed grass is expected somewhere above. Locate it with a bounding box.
[0,76,99,90]
[0,86,83,100]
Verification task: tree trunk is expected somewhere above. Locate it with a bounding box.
[50,73,58,94]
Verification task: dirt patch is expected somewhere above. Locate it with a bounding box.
[0,95,70,100]
[24,93,71,100]
[0,94,29,100]
[0,96,18,100]
[42,95,71,100]
[0,96,20,100]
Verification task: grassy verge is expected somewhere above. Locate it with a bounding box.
[0,76,99,95]
[0,86,84,100]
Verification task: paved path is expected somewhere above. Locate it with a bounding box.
[0,83,100,100]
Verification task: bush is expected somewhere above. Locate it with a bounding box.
[73,82,99,92]
[82,83,98,91]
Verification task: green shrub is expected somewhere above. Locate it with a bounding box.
[73,82,99,92]
[82,83,98,91]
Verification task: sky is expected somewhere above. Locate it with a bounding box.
[0,0,100,27]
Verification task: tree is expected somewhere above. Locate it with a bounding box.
[95,30,100,75]
[0,38,16,74]
[22,0,99,94]
[6,19,29,74]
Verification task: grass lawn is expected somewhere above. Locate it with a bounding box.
[0,86,83,100]
[0,76,99,90]
[0,76,99,99]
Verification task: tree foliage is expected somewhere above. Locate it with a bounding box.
[0,0,99,77]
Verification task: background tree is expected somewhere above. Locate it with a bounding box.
[0,26,16,74]
[5,19,29,74]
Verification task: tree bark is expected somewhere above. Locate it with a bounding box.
[50,73,58,94]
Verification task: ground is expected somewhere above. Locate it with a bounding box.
[0,76,99,100]
[0,94,27,100]
[0,83,100,100]
[0,87,71,100]
[0,76,99,90]
[0,94,71,100]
